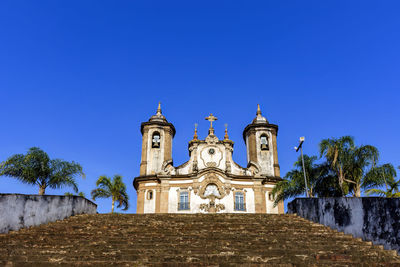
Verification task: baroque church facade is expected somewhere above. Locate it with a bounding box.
[133,104,284,214]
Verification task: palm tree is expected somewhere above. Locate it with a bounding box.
[365,181,400,198]
[320,136,380,197]
[365,164,400,197]
[345,145,379,197]
[319,136,354,195]
[0,147,84,195]
[91,175,129,213]
[272,155,334,206]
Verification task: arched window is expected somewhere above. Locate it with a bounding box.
[234,191,246,211]
[178,191,190,210]
[147,190,153,200]
[260,134,269,151]
[152,132,161,148]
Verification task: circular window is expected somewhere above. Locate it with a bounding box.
[208,148,215,155]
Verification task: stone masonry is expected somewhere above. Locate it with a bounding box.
[1,213,399,266]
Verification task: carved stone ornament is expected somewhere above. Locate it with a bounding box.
[200,196,225,213]
[192,160,198,172]
[198,174,230,200]
[162,160,176,175]
[225,161,231,173]
[200,146,223,169]
[205,134,219,144]
[247,161,260,176]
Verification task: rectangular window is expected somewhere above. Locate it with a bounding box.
[234,192,246,211]
[178,191,190,210]
[268,193,273,201]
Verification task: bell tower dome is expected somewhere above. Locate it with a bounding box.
[139,103,175,176]
[243,104,280,177]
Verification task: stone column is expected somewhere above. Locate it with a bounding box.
[253,179,265,213]
[163,128,172,163]
[261,188,267,213]
[155,187,161,213]
[277,200,284,214]
[271,129,280,177]
[140,129,149,176]
[159,178,170,213]
[248,130,258,163]
[136,188,145,214]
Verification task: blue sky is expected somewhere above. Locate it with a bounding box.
[0,1,399,213]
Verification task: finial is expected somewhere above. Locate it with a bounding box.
[193,123,198,140]
[256,104,262,115]
[205,113,218,135]
[156,102,162,115]
[224,123,229,140]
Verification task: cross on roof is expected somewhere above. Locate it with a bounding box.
[205,113,218,128]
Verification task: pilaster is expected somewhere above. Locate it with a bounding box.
[271,130,280,177]
[253,179,265,213]
[140,130,149,176]
[163,127,172,163]
[155,187,162,213]
[248,130,258,163]
[277,200,284,214]
[136,188,145,214]
[160,178,170,213]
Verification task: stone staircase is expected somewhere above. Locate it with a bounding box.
[0,213,399,266]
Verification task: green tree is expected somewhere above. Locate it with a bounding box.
[272,155,337,206]
[365,164,400,198]
[320,136,380,197]
[345,145,379,197]
[0,147,84,195]
[91,175,129,213]
[319,136,354,195]
[65,192,86,197]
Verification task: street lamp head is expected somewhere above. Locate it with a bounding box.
[299,136,305,142]
[294,147,298,151]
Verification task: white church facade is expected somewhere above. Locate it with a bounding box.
[133,104,284,214]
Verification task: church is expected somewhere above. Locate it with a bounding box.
[133,104,284,214]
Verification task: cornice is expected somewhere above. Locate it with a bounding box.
[141,121,176,137]
[133,170,282,190]
[242,122,279,143]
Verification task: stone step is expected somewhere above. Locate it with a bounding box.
[1,246,396,262]
[1,214,399,265]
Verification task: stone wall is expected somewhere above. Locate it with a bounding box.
[288,197,400,253]
[0,194,97,233]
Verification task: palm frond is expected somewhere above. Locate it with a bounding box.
[91,188,112,200]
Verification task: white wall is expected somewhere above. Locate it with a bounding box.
[146,127,165,175]
[167,185,256,214]
[143,189,156,213]
[288,198,400,254]
[0,194,97,233]
[255,130,274,176]
[265,191,279,214]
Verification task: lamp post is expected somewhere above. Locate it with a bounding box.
[294,137,309,197]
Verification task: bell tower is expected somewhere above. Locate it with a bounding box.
[139,103,175,176]
[243,104,280,177]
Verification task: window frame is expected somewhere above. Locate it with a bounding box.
[234,191,246,211]
[268,192,274,201]
[146,190,153,200]
[260,134,269,151]
[152,131,161,148]
[178,190,190,211]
